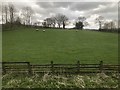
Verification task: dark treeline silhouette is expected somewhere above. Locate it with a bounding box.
[39,13,69,29]
[101,20,119,33]
[2,3,119,32]
[75,16,89,30]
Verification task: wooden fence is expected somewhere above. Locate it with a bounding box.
[1,61,120,75]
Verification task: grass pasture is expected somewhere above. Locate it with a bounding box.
[2,27,118,64]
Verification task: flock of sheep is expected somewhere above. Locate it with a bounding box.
[36,29,45,32]
[35,29,78,32]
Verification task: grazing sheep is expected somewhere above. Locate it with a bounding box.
[76,30,78,32]
[43,30,45,32]
[36,29,39,31]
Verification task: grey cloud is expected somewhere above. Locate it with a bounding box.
[36,2,72,9]
[36,2,112,14]
[85,3,118,20]
[1,1,118,28]
[36,2,54,9]
[52,2,73,8]
[35,2,117,19]
[69,2,112,11]
[90,3,118,14]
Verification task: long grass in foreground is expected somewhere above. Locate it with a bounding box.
[2,73,119,88]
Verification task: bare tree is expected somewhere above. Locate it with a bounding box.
[103,20,116,30]
[44,16,56,28]
[55,13,68,29]
[95,16,104,30]
[2,4,9,24]
[9,3,16,24]
[61,15,68,29]
[22,6,33,25]
[4,5,8,23]
[2,5,5,24]
[103,22,110,29]
[83,21,89,27]
[51,16,56,27]
[77,16,86,22]
[109,21,116,29]
[75,16,87,30]
[44,18,53,27]
[15,16,21,25]
[55,14,63,28]
[2,5,8,23]
[42,20,47,28]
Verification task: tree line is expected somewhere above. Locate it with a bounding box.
[2,3,119,32]
[2,3,33,27]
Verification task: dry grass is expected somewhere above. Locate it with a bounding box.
[2,72,119,88]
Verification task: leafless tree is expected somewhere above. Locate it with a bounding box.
[109,21,116,29]
[44,16,56,28]
[75,16,87,29]
[83,21,89,27]
[4,5,8,23]
[2,4,9,24]
[103,22,110,29]
[2,5,8,23]
[44,18,53,27]
[55,13,68,29]
[77,16,86,22]
[55,14,63,28]
[113,20,118,29]
[2,6,5,24]
[103,20,116,29]
[61,15,68,29]
[21,6,33,25]
[50,16,56,27]
[95,16,104,30]
[15,16,21,25]
[8,3,16,24]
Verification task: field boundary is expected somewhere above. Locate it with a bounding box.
[1,61,119,75]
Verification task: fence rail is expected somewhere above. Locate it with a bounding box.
[1,61,120,75]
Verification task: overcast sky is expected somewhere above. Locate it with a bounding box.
[1,0,119,29]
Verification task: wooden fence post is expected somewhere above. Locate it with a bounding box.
[2,62,6,74]
[28,62,32,75]
[119,65,120,73]
[77,61,80,73]
[51,61,54,74]
[99,61,103,73]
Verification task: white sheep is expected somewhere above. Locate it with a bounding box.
[76,30,78,32]
[36,29,39,31]
[43,30,45,32]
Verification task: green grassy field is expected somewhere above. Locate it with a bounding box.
[2,27,118,64]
